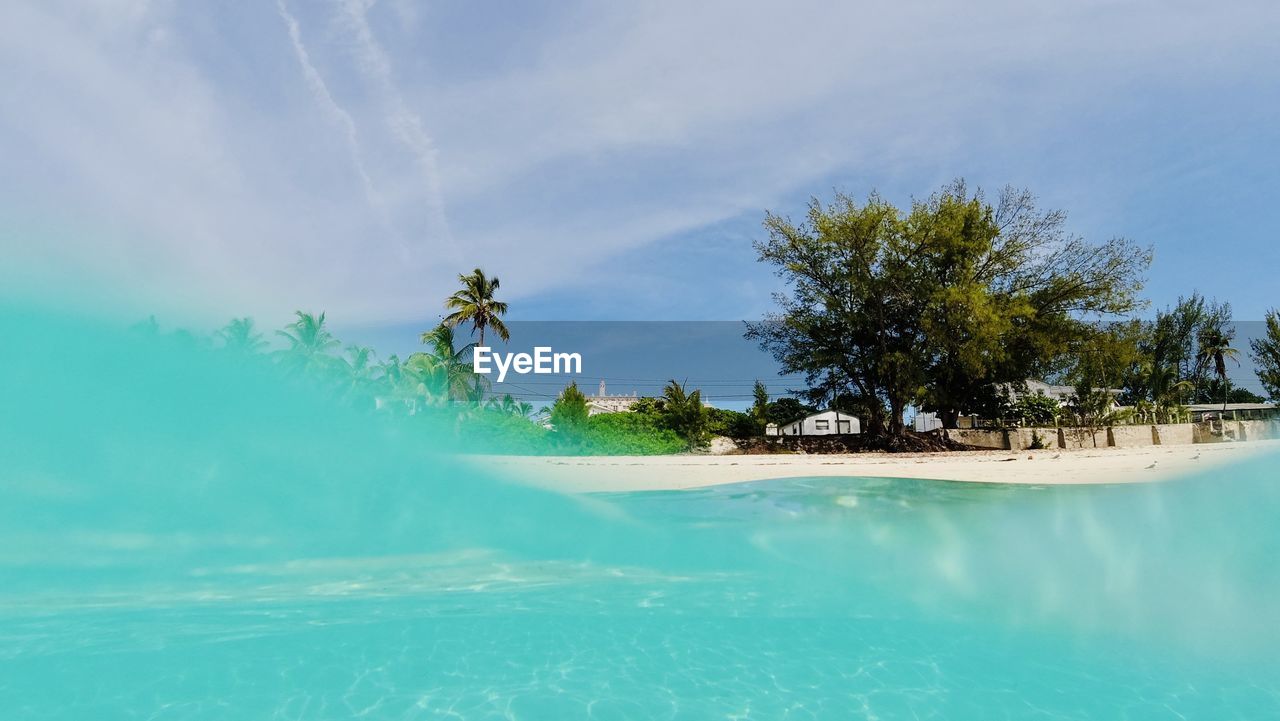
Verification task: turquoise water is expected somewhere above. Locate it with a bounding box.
[3,305,1279,719]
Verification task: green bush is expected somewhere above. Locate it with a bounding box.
[461,409,553,454]
[575,412,686,455]
[708,408,763,439]
[1010,393,1060,427]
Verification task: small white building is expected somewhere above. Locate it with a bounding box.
[774,410,860,436]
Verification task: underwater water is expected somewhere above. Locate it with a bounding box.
[3,304,1280,719]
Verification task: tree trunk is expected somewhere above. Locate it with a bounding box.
[888,397,906,436]
[941,408,960,429]
[864,407,886,437]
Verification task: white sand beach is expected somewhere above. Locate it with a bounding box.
[475,439,1280,493]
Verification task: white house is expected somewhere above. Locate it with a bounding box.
[773,410,860,436]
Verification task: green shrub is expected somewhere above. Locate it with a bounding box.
[577,412,685,455]
[708,408,763,439]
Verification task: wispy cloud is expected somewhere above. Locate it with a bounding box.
[332,0,456,263]
[2,0,1278,324]
[275,0,395,246]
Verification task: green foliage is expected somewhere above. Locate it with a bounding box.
[1061,322,1144,427]
[1146,293,1233,401]
[1251,310,1280,402]
[217,317,267,354]
[550,382,589,433]
[1196,325,1241,411]
[764,397,814,426]
[415,324,485,403]
[751,381,769,423]
[748,181,1150,435]
[488,393,535,418]
[662,380,710,449]
[463,408,554,454]
[578,413,685,455]
[1104,294,1245,422]
[442,267,510,346]
[1010,393,1060,427]
[630,396,666,416]
[276,311,342,377]
[708,408,762,439]
[1199,379,1265,405]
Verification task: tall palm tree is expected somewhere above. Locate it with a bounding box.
[416,324,484,403]
[217,317,267,354]
[1146,363,1194,423]
[340,344,379,404]
[442,268,510,347]
[1197,328,1240,413]
[276,311,341,376]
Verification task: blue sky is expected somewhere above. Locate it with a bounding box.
[2,0,1278,333]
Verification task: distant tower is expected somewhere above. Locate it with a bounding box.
[598,379,607,397]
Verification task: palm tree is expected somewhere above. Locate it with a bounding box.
[1197,328,1240,413]
[442,268,510,347]
[217,317,267,354]
[276,311,341,376]
[663,379,709,450]
[488,394,536,418]
[415,324,485,403]
[1146,363,1194,423]
[340,344,379,404]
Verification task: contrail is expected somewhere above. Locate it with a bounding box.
[335,0,459,264]
[275,0,403,249]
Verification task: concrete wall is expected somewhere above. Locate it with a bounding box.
[1107,425,1155,448]
[1010,428,1058,450]
[945,428,1009,450]
[1152,424,1194,446]
[941,422,1268,450]
[1193,423,1224,444]
[1059,427,1106,449]
[1240,420,1280,441]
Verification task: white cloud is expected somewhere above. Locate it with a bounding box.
[2,0,1278,325]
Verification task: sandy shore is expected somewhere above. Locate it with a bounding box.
[473,439,1280,493]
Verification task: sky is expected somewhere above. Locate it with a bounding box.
[2,0,1279,339]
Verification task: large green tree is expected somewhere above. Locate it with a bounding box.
[662,380,709,449]
[747,191,921,435]
[1251,309,1280,401]
[748,182,1150,436]
[1141,294,1233,403]
[442,268,510,347]
[1063,320,1145,427]
[550,382,589,433]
